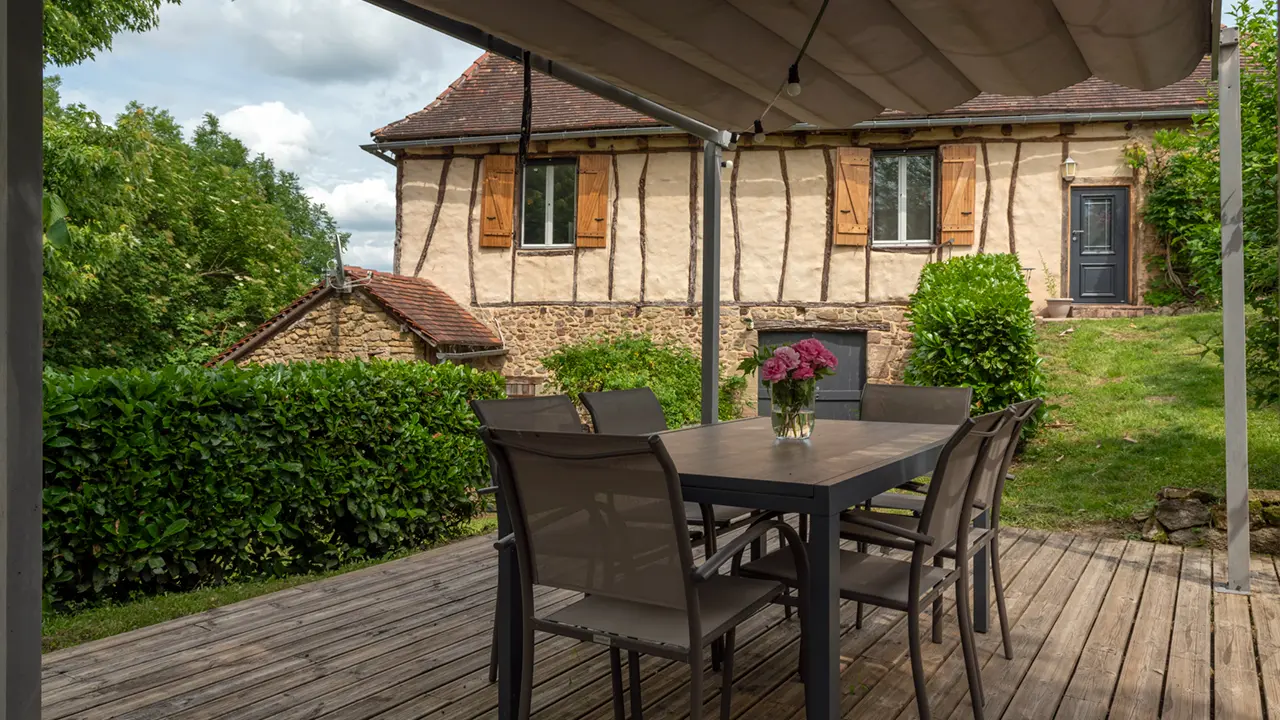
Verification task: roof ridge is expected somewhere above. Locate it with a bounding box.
[371,51,490,139]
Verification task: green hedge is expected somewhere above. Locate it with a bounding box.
[904,253,1048,426]
[43,360,504,607]
[541,334,746,428]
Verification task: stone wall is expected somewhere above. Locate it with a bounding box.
[241,293,428,364]
[475,303,912,394]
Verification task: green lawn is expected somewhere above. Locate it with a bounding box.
[1004,312,1280,530]
[42,516,497,653]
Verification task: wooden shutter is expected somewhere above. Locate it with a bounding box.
[480,155,515,248]
[833,147,870,246]
[939,145,977,246]
[575,155,610,248]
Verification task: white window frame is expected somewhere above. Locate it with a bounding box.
[521,158,577,247]
[871,150,936,246]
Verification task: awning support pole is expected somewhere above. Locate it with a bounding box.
[1,0,45,713]
[700,142,722,424]
[1219,27,1250,594]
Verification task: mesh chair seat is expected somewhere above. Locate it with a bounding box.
[738,549,950,613]
[684,502,755,525]
[858,492,988,515]
[838,509,992,559]
[538,574,783,653]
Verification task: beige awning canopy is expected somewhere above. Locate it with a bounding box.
[406,0,1213,134]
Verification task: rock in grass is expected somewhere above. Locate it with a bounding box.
[1142,517,1168,543]
[1157,487,1215,503]
[1153,499,1211,532]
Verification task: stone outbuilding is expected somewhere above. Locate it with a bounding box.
[210,267,505,371]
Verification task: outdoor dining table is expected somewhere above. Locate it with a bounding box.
[493,416,978,720]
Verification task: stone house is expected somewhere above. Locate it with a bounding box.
[210,267,504,373]
[365,53,1209,412]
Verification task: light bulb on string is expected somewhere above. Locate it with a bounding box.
[752,119,766,144]
[785,64,802,97]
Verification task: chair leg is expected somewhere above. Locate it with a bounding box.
[519,612,535,720]
[907,610,930,720]
[610,648,626,720]
[628,650,644,720]
[711,638,722,673]
[956,557,986,719]
[932,556,944,644]
[720,630,736,720]
[689,648,704,720]
[991,537,1014,660]
[856,532,868,630]
[489,606,500,683]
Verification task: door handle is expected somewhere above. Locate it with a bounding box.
[1071,231,1083,244]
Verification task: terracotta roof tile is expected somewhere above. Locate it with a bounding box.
[373,53,1210,142]
[209,269,501,365]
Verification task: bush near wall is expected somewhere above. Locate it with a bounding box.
[542,334,746,428]
[42,360,504,607]
[905,253,1048,428]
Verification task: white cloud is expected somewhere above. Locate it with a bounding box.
[220,102,316,170]
[343,231,395,272]
[307,178,395,232]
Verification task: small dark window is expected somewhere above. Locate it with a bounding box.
[872,151,935,245]
[522,159,577,246]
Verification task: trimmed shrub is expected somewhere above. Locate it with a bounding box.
[42,360,504,606]
[541,334,746,428]
[904,253,1048,426]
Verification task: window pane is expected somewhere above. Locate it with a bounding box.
[523,165,547,245]
[1082,197,1114,254]
[551,163,576,245]
[873,156,899,243]
[904,155,933,242]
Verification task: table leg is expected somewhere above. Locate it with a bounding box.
[973,508,990,634]
[497,497,523,720]
[805,510,841,720]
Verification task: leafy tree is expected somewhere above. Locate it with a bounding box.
[44,0,180,67]
[41,78,346,368]
[1131,1,1280,404]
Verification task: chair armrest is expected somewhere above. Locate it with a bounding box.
[693,519,779,582]
[476,486,498,496]
[840,512,934,545]
[494,533,515,552]
[899,480,929,494]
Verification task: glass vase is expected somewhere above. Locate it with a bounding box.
[769,381,817,441]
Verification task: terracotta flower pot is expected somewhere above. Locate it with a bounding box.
[1044,298,1073,319]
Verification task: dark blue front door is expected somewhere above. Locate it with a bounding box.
[1070,187,1129,304]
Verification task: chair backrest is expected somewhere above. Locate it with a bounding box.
[916,408,1010,560]
[480,427,695,611]
[860,384,972,425]
[976,398,1043,520]
[470,395,585,433]
[580,388,668,434]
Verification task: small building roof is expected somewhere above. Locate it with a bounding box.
[372,52,1211,143]
[210,268,502,365]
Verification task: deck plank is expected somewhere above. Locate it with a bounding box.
[1254,556,1280,719]
[1107,543,1181,720]
[1054,540,1154,719]
[1212,551,1264,720]
[1161,547,1212,720]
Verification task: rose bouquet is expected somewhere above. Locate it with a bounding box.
[738,338,838,440]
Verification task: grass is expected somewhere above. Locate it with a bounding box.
[1004,312,1280,530]
[41,515,497,653]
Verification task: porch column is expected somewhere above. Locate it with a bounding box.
[1,0,46,714]
[700,141,722,424]
[1219,27,1250,593]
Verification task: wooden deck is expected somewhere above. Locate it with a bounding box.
[42,527,1280,720]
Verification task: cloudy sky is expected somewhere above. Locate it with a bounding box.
[54,0,482,271]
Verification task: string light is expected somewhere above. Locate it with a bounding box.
[785,64,802,97]
[752,120,766,143]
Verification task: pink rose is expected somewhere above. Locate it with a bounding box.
[761,356,788,383]
[792,363,815,380]
[773,346,801,370]
[813,348,838,369]
[793,338,825,362]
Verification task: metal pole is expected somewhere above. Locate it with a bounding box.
[1219,27,1251,594]
[1,0,45,714]
[700,142,723,424]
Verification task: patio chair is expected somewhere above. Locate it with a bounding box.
[470,395,585,684]
[579,388,757,554]
[733,410,1011,720]
[842,401,1038,662]
[480,426,809,720]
